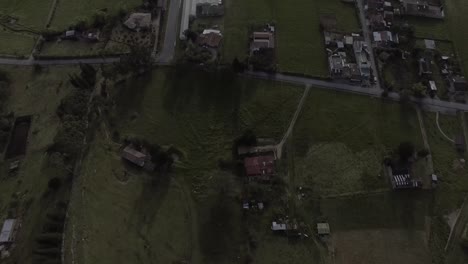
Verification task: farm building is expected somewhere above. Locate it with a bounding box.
[0,219,17,244]
[244,154,276,181]
[197,29,223,48]
[391,168,422,189]
[124,13,152,31]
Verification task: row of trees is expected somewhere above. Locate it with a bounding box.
[51,64,96,158]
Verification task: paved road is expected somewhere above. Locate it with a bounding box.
[156,0,182,64]
[244,71,468,112]
[356,0,382,91]
[0,57,120,66]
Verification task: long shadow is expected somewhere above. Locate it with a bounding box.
[163,65,250,129]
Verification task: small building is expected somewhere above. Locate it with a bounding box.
[271,221,287,231]
[250,31,275,54]
[197,29,223,48]
[62,30,79,40]
[373,31,398,46]
[419,57,433,76]
[329,53,346,76]
[424,39,436,50]
[124,13,152,31]
[244,154,276,181]
[121,146,147,167]
[317,223,330,236]
[0,219,17,244]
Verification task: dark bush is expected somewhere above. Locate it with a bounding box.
[48,177,62,191]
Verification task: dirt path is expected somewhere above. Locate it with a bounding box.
[436,112,455,143]
[276,85,310,159]
[173,177,201,263]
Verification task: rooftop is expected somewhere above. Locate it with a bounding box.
[244,155,276,177]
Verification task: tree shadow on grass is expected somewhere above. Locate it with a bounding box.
[163,65,258,130]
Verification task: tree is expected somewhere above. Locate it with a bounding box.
[417,148,430,158]
[232,57,246,73]
[398,141,415,162]
[48,177,62,191]
[411,82,426,98]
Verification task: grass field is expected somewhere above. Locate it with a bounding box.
[223,0,360,77]
[0,66,76,263]
[51,0,141,30]
[446,0,468,78]
[293,89,423,195]
[423,112,468,215]
[40,40,106,56]
[0,0,53,29]
[322,192,432,264]
[65,67,310,264]
[0,32,36,56]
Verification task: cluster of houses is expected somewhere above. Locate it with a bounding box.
[365,0,444,26]
[325,31,371,83]
[180,0,224,40]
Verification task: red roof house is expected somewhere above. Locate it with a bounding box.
[244,155,276,181]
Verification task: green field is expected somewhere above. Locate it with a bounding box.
[0,66,76,263]
[0,32,36,56]
[293,89,423,195]
[51,0,141,30]
[446,0,468,77]
[223,0,360,77]
[0,0,53,29]
[40,40,106,56]
[423,112,467,214]
[64,67,311,264]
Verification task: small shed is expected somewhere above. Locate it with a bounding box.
[317,223,330,236]
[0,219,17,244]
[271,222,286,231]
[424,39,436,50]
[121,146,146,167]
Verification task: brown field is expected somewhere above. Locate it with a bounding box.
[332,229,431,264]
